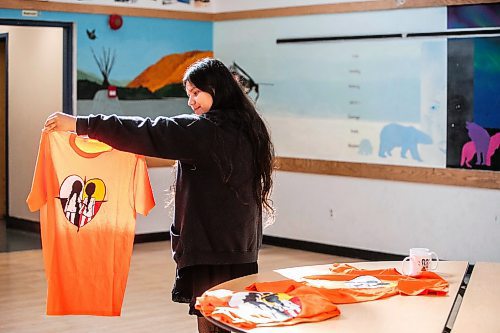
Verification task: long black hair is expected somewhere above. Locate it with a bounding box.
[183,58,275,215]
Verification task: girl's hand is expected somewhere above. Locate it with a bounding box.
[44,112,77,132]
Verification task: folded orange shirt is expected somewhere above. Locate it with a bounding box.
[247,263,449,304]
[197,264,448,330]
[196,288,340,330]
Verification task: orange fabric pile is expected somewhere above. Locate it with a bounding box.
[196,263,448,329]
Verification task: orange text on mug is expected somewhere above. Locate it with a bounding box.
[401,248,439,276]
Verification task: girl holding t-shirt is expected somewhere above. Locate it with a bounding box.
[44,58,275,333]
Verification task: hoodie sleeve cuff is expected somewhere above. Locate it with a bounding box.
[76,116,90,136]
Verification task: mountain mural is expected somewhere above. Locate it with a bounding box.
[77,50,213,100]
[127,50,213,92]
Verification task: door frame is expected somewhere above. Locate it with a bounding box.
[0,34,7,218]
[0,19,73,218]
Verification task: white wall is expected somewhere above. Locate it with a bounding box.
[135,167,176,234]
[266,171,500,263]
[0,25,63,221]
[143,167,500,262]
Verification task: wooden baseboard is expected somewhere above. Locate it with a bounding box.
[6,216,172,244]
[134,232,171,243]
[6,216,40,232]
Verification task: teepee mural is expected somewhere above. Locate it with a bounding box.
[76,13,213,118]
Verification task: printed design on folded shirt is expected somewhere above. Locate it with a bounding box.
[344,275,394,289]
[58,175,107,231]
[217,291,301,324]
[305,274,398,290]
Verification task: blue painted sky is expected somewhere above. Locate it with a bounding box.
[0,9,212,82]
[76,14,212,82]
[255,38,446,122]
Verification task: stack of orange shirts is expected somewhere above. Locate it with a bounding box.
[196,263,448,329]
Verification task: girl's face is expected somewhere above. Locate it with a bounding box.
[185,81,213,115]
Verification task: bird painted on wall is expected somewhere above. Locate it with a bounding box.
[86,29,96,40]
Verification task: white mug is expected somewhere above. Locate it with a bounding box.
[401,248,439,276]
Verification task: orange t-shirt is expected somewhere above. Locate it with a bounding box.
[27,131,155,316]
[247,263,449,304]
[197,263,449,329]
[196,288,340,330]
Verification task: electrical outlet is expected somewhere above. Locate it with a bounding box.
[329,209,334,220]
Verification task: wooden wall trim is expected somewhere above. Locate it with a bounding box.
[0,0,214,21]
[145,157,175,168]
[276,157,500,190]
[145,156,500,190]
[0,39,5,217]
[1,0,498,21]
[213,0,500,21]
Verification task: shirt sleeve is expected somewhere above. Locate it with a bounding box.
[132,155,155,216]
[26,131,51,212]
[76,114,212,161]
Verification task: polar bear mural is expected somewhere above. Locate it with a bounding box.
[378,123,433,162]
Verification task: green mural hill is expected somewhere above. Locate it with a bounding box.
[154,83,186,98]
[77,70,102,84]
[77,70,129,90]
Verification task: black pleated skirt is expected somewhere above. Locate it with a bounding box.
[172,262,258,317]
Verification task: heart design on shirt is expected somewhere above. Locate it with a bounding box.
[58,175,106,230]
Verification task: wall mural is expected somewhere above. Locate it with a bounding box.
[270,37,447,168]
[447,3,500,171]
[215,3,499,171]
[76,13,212,118]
